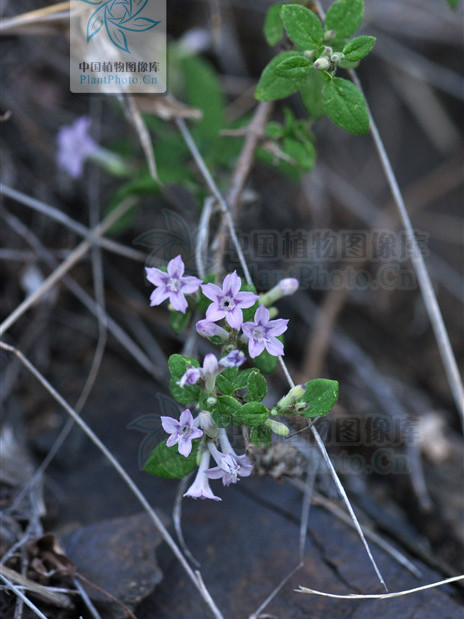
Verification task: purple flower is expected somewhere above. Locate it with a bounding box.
[219,350,246,368]
[145,255,202,313]
[196,319,229,341]
[178,366,201,387]
[184,449,222,501]
[56,116,99,179]
[161,409,203,457]
[205,443,253,486]
[201,272,258,329]
[241,305,288,358]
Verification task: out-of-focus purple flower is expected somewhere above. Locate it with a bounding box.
[178,366,202,387]
[205,443,253,486]
[241,305,288,358]
[145,255,202,313]
[195,319,229,341]
[219,349,246,368]
[184,449,222,501]
[56,116,99,179]
[161,409,203,457]
[201,272,258,329]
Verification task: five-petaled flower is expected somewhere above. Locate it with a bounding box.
[146,255,202,313]
[241,305,288,358]
[161,409,203,457]
[205,441,253,486]
[201,271,258,329]
[56,116,99,179]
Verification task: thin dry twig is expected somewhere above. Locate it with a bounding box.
[0,565,72,609]
[175,117,253,285]
[0,342,225,619]
[0,184,146,263]
[314,0,464,430]
[0,199,136,336]
[290,482,422,578]
[0,572,49,619]
[2,208,161,380]
[296,574,464,598]
[212,101,273,277]
[175,117,388,592]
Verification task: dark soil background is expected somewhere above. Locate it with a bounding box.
[1,0,463,618]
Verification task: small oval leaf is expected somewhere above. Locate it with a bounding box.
[281,4,324,49]
[322,77,369,135]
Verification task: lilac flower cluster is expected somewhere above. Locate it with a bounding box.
[146,255,297,359]
[146,255,300,501]
[161,411,253,501]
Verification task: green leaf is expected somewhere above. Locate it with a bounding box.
[264,3,285,45]
[212,395,241,427]
[246,370,268,402]
[255,52,308,102]
[250,424,272,447]
[283,137,316,171]
[253,348,279,374]
[322,77,369,135]
[234,368,255,390]
[343,35,376,62]
[265,121,285,139]
[181,55,224,140]
[446,0,459,7]
[300,70,325,118]
[281,4,324,49]
[216,373,235,396]
[144,439,199,479]
[301,378,339,418]
[168,354,199,379]
[274,54,312,78]
[168,354,201,404]
[233,402,270,427]
[325,0,364,39]
[221,367,239,381]
[169,310,191,334]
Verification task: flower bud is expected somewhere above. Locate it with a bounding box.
[259,278,300,307]
[304,49,316,60]
[331,52,345,64]
[196,319,228,341]
[276,384,306,412]
[323,46,333,56]
[265,418,290,437]
[198,411,218,438]
[324,29,336,42]
[313,57,331,71]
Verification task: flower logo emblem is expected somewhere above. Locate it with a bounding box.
[78,0,161,53]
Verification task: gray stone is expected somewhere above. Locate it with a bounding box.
[62,512,165,618]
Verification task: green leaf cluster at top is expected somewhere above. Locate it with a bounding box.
[256,0,376,135]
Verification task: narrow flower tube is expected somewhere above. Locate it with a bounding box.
[183,449,222,501]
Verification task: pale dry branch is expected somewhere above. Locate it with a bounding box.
[0,342,225,619]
